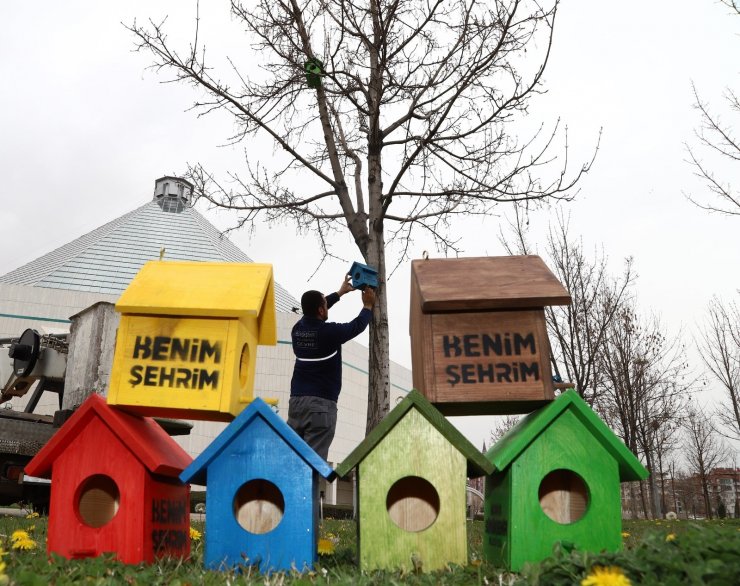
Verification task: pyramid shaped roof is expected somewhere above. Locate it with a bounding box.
[335,390,494,478]
[486,390,648,481]
[0,178,299,313]
[25,393,192,479]
[180,397,336,485]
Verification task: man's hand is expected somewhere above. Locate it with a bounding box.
[362,287,376,310]
[338,274,355,297]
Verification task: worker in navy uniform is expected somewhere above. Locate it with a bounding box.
[288,275,376,460]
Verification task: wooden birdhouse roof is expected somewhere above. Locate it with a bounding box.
[180,398,336,486]
[486,390,648,481]
[411,255,571,312]
[335,390,494,479]
[24,394,192,479]
[115,260,277,345]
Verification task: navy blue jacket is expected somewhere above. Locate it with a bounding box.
[290,292,372,402]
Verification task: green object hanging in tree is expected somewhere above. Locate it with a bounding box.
[304,58,324,89]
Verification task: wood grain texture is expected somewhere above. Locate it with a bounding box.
[357,409,468,572]
[108,315,262,421]
[37,412,190,564]
[483,399,640,571]
[335,390,492,479]
[25,394,192,479]
[412,307,555,414]
[194,414,321,573]
[115,261,277,345]
[486,390,648,481]
[411,256,571,312]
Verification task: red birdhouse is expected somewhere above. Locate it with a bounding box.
[25,394,192,564]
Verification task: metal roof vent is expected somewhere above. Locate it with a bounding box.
[153,176,194,213]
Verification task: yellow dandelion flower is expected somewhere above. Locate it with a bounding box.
[189,527,202,541]
[581,565,631,586]
[11,537,37,551]
[25,512,39,519]
[621,531,630,538]
[665,533,676,542]
[317,538,335,555]
[11,530,29,543]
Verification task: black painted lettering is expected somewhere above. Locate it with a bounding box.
[159,367,176,386]
[198,369,219,390]
[175,369,191,388]
[152,336,170,361]
[129,365,143,386]
[482,334,502,356]
[189,339,200,362]
[463,335,480,357]
[199,340,222,364]
[144,366,158,386]
[461,364,476,384]
[504,333,512,355]
[443,335,462,358]
[520,362,540,381]
[496,364,512,383]
[514,333,536,355]
[133,336,152,359]
[477,363,495,383]
[170,337,189,361]
[446,365,460,386]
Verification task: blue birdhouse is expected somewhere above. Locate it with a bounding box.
[349,261,379,290]
[180,398,336,573]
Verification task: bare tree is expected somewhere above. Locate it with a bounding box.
[685,3,739,215]
[489,414,521,444]
[682,401,729,519]
[501,211,634,406]
[128,0,596,431]
[598,304,690,519]
[697,296,740,440]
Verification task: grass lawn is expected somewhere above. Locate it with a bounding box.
[0,514,738,585]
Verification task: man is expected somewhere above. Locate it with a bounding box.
[288,275,376,460]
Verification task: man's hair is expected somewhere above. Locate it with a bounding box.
[301,290,325,317]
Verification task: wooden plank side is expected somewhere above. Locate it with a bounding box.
[115,261,273,318]
[358,410,467,572]
[409,274,436,402]
[429,310,553,407]
[411,256,571,311]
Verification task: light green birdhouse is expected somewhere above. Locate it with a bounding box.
[336,390,493,572]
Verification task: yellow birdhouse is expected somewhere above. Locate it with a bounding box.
[108,261,277,421]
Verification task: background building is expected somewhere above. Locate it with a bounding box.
[0,176,411,507]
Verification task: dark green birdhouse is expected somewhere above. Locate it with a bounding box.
[483,390,648,571]
[304,58,324,89]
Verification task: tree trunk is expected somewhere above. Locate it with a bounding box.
[701,475,713,519]
[365,231,390,433]
[639,480,650,519]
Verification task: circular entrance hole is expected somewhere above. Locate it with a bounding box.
[234,479,284,534]
[538,469,589,524]
[386,476,440,532]
[77,475,120,528]
[238,343,250,388]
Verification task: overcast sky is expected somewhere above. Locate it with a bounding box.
[1,1,738,447]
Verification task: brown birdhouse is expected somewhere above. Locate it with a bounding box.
[409,255,571,415]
